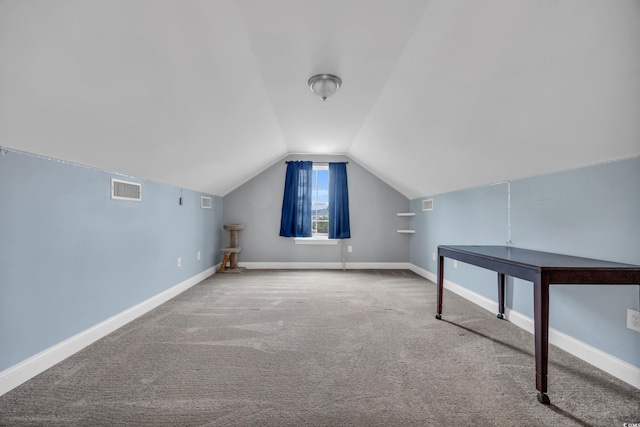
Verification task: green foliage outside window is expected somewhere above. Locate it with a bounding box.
[315,216,328,234]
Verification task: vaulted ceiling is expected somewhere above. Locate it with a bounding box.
[1,0,638,199]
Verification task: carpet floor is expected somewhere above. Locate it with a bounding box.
[0,269,638,426]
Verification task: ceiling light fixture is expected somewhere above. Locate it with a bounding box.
[308,74,342,101]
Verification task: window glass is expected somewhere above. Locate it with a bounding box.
[312,165,329,236]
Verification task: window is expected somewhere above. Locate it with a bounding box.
[311,164,329,237]
[280,160,349,242]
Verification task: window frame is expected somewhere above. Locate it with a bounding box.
[311,164,329,238]
[294,163,336,245]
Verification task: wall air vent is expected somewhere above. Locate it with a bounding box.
[201,196,212,209]
[422,199,433,211]
[111,178,141,201]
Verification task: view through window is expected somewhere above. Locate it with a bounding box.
[311,164,329,236]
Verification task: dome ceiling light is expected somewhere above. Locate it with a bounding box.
[308,74,342,101]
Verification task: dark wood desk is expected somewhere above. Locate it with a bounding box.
[436,245,640,404]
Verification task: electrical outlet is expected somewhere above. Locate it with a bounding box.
[627,309,640,332]
[177,257,182,267]
[348,246,352,253]
[197,251,201,260]
[432,252,436,261]
[453,260,458,268]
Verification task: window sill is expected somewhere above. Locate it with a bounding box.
[294,237,338,245]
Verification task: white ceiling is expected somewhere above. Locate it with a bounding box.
[1,0,639,199]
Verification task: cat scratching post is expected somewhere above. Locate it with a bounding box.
[219,224,245,273]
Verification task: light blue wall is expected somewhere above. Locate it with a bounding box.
[410,157,640,367]
[0,149,223,370]
[409,182,509,301]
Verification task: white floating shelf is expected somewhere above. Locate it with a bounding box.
[397,230,416,234]
[397,213,415,216]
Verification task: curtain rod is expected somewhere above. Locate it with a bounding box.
[285,161,348,164]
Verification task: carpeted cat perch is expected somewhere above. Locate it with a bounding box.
[219,224,245,273]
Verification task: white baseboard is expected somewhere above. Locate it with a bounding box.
[0,267,216,397]
[409,264,640,389]
[505,309,640,389]
[239,262,412,270]
[409,264,436,283]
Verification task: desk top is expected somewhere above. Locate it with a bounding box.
[439,245,640,271]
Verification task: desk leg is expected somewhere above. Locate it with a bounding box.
[533,273,550,404]
[436,255,444,319]
[497,273,505,319]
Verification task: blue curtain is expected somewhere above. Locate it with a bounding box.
[328,162,351,239]
[279,161,312,237]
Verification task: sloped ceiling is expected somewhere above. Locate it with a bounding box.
[1,0,639,199]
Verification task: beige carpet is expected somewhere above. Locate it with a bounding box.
[1,270,638,426]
